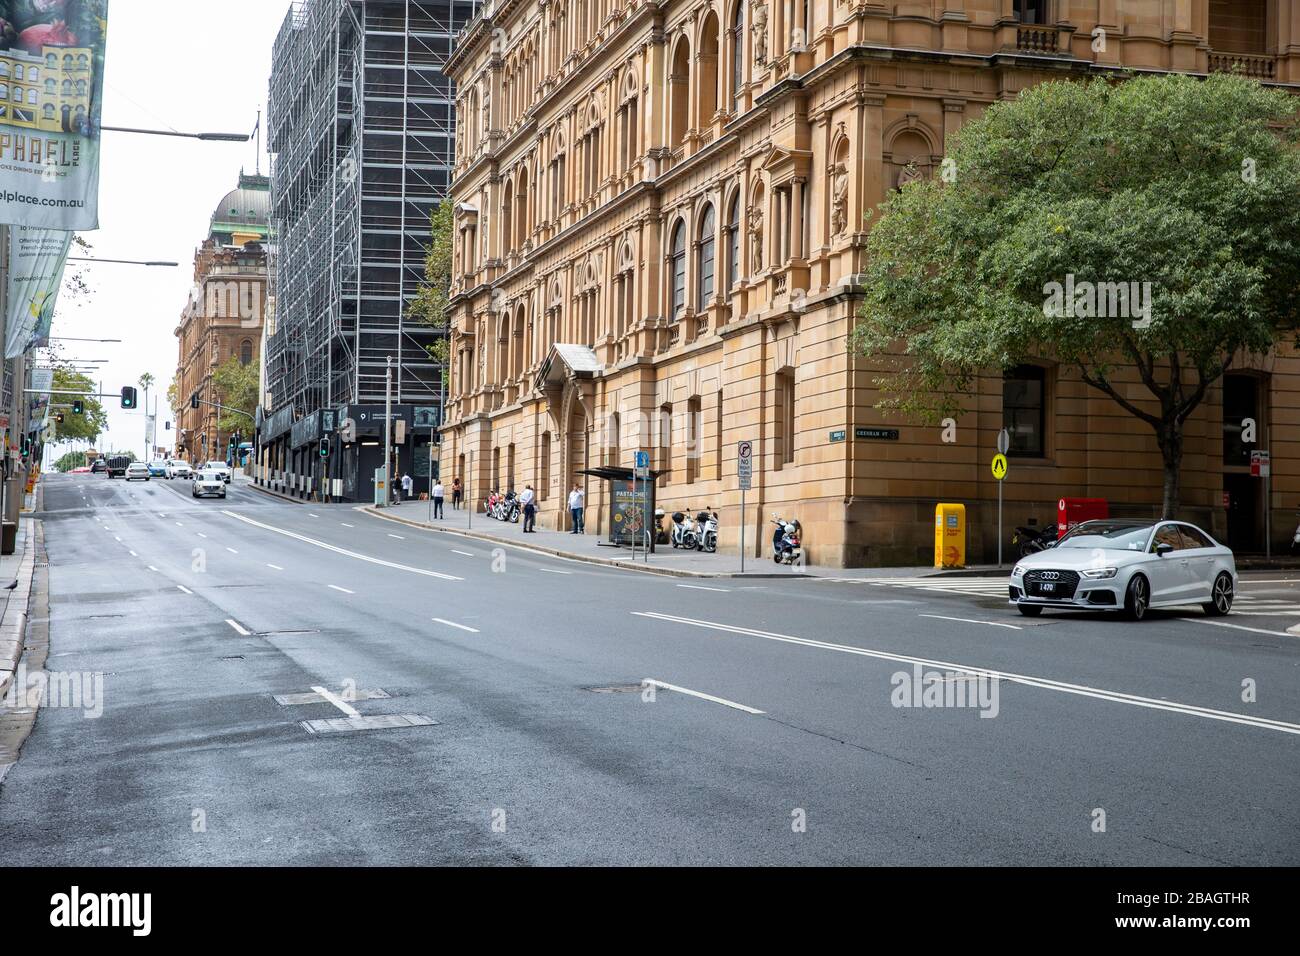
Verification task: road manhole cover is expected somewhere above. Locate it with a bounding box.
[584,683,644,694]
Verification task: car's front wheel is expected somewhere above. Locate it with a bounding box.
[1124,574,1149,621]
[1203,572,1234,617]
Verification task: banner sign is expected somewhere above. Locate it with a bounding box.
[26,364,52,432]
[5,225,72,356]
[0,0,110,229]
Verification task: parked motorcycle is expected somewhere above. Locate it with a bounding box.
[671,510,698,550]
[771,514,802,565]
[1012,524,1057,558]
[695,507,718,553]
[1291,511,1300,556]
[501,490,521,523]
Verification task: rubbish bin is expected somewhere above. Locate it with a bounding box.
[934,503,966,569]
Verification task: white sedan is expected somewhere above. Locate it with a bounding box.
[191,470,227,499]
[124,462,151,482]
[166,460,193,480]
[202,460,232,483]
[1009,519,1237,621]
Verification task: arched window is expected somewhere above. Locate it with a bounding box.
[29,68,38,82]
[670,220,687,319]
[731,3,744,112]
[726,193,741,292]
[14,65,23,81]
[0,85,8,101]
[502,181,514,254]
[698,14,719,128]
[697,204,715,310]
[27,88,36,105]
[0,63,8,78]
[44,78,55,93]
[44,54,55,69]
[240,340,253,366]
[42,104,54,119]
[669,39,690,145]
[1014,0,1048,23]
[61,80,71,94]
[12,87,21,102]
[76,79,86,96]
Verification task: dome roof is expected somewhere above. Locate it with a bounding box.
[210,172,270,241]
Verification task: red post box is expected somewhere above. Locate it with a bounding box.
[1057,497,1108,538]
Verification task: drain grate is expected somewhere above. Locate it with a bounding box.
[301,713,436,734]
[584,683,645,694]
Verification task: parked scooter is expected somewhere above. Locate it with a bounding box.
[671,510,698,550]
[501,490,521,523]
[1291,512,1300,556]
[695,507,718,553]
[1012,524,1057,558]
[771,514,802,565]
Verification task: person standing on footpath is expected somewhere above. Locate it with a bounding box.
[452,476,463,510]
[519,484,537,532]
[431,478,445,519]
[568,483,585,534]
[400,472,413,505]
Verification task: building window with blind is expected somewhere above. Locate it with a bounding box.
[697,204,715,311]
[1002,364,1048,457]
[670,220,686,319]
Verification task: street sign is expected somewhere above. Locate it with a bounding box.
[634,449,650,479]
[997,428,1010,455]
[737,440,753,491]
[991,454,1008,481]
[1250,450,1270,478]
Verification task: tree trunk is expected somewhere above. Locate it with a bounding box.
[1155,422,1183,519]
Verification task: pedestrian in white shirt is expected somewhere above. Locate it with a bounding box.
[568,483,584,534]
[519,485,537,532]
[400,473,413,504]
[432,479,445,519]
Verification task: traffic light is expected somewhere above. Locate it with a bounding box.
[121,386,137,409]
[55,412,65,424]
[190,393,199,409]
[318,437,330,459]
[72,399,84,415]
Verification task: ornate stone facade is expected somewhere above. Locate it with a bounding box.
[441,0,1300,565]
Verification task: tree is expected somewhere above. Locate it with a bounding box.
[138,372,155,393]
[54,450,88,472]
[166,374,179,417]
[210,356,258,434]
[50,367,108,444]
[851,73,1300,518]
[408,199,454,369]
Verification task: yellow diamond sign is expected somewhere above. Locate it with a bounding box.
[991,454,1008,481]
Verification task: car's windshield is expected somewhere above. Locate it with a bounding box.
[1056,521,1154,551]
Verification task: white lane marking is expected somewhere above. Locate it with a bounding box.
[129,551,137,557]
[176,585,193,595]
[539,567,572,574]
[1183,618,1297,639]
[642,678,765,715]
[311,685,361,718]
[175,521,183,527]
[676,584,730,592]
[197,532,208,538]
[328,584,354,594]
[114,536,121,542]
[1239,579,1300,585]
[226,547,239,554]
[451,549,474,557]
[220,511,463,582]
[388,534,405,539]
[919,613,1022,631]
[226,619,251,636]
[309,513,319,518]
[432,617,479,633]
[340,522,354,528]
[147,566,159,572]
[632,611,1300,736]
[267,563,284,571]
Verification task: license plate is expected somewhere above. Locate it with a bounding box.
[1039,582,1056,593]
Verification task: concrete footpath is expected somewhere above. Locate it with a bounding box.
[0,518,37,713]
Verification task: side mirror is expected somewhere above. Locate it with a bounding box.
[1155,542,1174,556]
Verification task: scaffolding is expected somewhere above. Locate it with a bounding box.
[267,0,472,423]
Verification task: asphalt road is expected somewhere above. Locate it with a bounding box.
[1,472,1297,865]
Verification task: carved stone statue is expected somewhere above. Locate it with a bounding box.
[748,204,763,273]
[831,163,848,237]
[896,162,927,189]
[751,3,768,67]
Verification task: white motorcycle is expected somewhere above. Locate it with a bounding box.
[695,508,718,553]
[670,510,698,550]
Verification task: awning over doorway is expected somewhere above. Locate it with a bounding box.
[536,344,602,391]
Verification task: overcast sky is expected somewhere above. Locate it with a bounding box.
[51,0,291,459]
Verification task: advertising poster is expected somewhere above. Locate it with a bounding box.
[0,0,110,229]
[5,223,71,356]
[608,478,648,546]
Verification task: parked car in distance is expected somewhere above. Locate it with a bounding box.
[191,470,226,499]
[90,459,107,473]
[147,459,169,478]
[166,460,193,480]
[1009,519,1237,622]
[105,455,131,478]
[125,462,151,482]
[203,460,232,483]
[70,466,91,474]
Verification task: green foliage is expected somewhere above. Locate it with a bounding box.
[50,367,107,443]
[210,356,258,434]
[408,200,454,368]
[54,450,88,472]
[851,72,1300,515]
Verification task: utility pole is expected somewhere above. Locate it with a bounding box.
[382,356,393,508]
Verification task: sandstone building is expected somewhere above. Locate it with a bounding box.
[440,0,1300,566]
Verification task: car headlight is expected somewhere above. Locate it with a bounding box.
[1081,567,1118,579]
[1011,564,1026,577]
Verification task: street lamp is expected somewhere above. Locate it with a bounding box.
[41,337,123,344]
[102,125,250,143]
[66,257,179,267]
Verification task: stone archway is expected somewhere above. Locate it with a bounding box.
[560,382,593,530]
